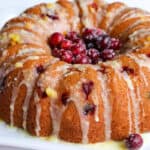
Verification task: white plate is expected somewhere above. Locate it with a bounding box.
[0,121,150,150]
[0,0,149,149]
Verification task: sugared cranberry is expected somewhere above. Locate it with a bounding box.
[52,48,63,57]
[50,28,121,64]
[73,38,84,44]
[71,44,86,55]
[146,54,150,57]
[96,36,111,50]
[46,14,59,20]
[110,38,121,50]
[37,87,48,98]
[75,54,92,64]
[82,81,94,99]
[49,32,64,47]
[87,48,100,64]
[125,134,143,150]
[100,49,115,61]
[82,28,95,42]
[82,28,97,42]
[82,28,103,42]
[61,39,72,49]
[83,104,96,115]
[36,65,45,74]
[66,31,79,41]
[122,66,134,74]
[98,66,107,74]
[61,93,69,105]
[89,2,98,11]
[61,51,73,63]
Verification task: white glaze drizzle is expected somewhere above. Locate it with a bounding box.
[68,79,90,143]
[129,28,150,40]
[92,88,100,122]
[49,67,71,136]
[34,92,41,136]
[127,54,149,86]
[35,62,70,136]
[122,71,140,133]
[22,69,38,129]
[10,68,37,127]
[107,60,140,133]
[75,64,100,122]
[17,48,45,56]
[127,54,150,70]
[10,71,35,125]
[119,9,148,22]
[7,55,40,126]
[105,60,133,134]
[97,71,111,140]
[77,0,95,28]
[118,18,150,39]
[126,91,132,134]
[10,73,21,126]
[50,100,65,136]
[1,0,149,143]
[136,82,145,121]
[21,13,51,36]
[106,5,126,31]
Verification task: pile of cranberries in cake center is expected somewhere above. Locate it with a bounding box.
[48,28,122,64]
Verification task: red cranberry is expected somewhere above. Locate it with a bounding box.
[37,87,48,98]
[146,54,150,57]
[50,28,121,64]
[96,28,104,36]
[82,28,98,42]
[96,35,111,50]
[71,44,86,55]
[125,134,143,150]
[52,48,63,57]
[61,93,69,105]
[110,38,121,50]
[66,31,79,41]
[122,66,134,74]
[61,50,73,63]
[83,104,96,115]
[49,32,64,47]
[87,48,100,64]
[73,38,84,44]
[82,28,104,43]
[100,49,115,61]
[90,2,98,10]
[61,39,72,49]
[46,14,59,20]
[88,48,100,59]
[82,81,94,99]
[98,66,107,74]
[75,54,92,64]
[36,65,45,74]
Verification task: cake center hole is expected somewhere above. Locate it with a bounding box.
[48,28,122,64]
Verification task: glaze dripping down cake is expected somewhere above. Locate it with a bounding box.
[0,0,150,144]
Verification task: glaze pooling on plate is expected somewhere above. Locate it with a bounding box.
[0,0,150,145]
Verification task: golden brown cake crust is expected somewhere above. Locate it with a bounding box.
[0,0,150,144]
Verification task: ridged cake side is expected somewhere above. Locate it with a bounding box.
[0,0,150,143]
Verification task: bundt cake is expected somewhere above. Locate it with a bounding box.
[0,0,150,145]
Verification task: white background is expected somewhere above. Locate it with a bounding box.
[0,0,149,150]
[0,0,149,28]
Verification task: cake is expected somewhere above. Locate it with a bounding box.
[0,0,150,145]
